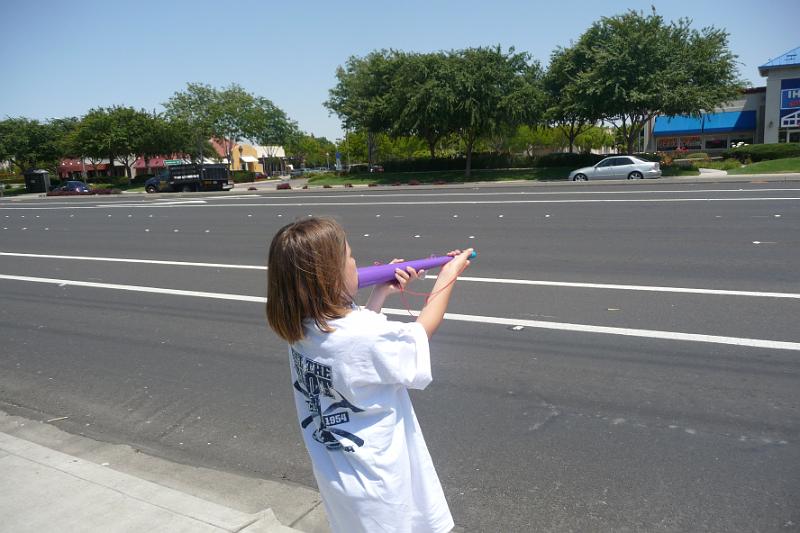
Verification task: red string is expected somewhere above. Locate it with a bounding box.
[368,257,468,317]
[396,262,469,316]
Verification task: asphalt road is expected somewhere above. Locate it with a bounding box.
[1,180,799,532]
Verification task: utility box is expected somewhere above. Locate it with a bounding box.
[24,169,51,193]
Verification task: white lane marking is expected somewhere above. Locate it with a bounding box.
[426,275,800,300]
[0,274,265,302]
[164,188,800,200]
[7,188,798,208]
[0,252,266,270]
[207,195,258,199]
[1,273,798,351]
[1,197,799,210]
[3,251,798,300]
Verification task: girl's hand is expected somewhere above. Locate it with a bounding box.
[383,258,424,295]
[365,259,424,312]
[439,248,473,278]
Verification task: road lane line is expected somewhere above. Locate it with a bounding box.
[1,274,799,351]
[3,252,798,299]
[0,252,266,270]
[0,274,265,302]
[2,197,800,210]
[437,276,800,299]
[219,187,800,200]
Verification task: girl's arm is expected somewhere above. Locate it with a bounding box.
[416,248,473,338]
[364,261,423,313]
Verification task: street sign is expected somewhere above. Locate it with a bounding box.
[164,159,183,166]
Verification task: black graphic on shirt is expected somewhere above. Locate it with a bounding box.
[292,348,365,452]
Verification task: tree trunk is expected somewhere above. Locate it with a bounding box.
[465,137,474,178]
[426,134,437,158]
[568,121,576,153]
[367,131,376,168]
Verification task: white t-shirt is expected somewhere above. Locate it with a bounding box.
[288,308,454,533]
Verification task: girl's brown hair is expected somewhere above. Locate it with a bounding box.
[266,217,352,343]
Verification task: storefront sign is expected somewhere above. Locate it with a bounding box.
[780,78,800,128]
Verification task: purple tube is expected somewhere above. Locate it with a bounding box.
[357,251,476,289]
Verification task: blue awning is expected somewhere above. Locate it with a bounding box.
[702,110,757,134]
[653,115,702,136]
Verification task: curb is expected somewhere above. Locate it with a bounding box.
[0,410,329,532]
[0,431,296,532]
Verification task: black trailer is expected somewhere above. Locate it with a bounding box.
[144,164,233,193]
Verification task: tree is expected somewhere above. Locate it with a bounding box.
[543,46,597,153]
[447,46,544,177]
[163,83,220,164]
[165,83,296,172]
[107,106,152,180]
[287,133,337,168]
[214,84,258,166]
[570,9,743,154]
[0,117,71,173]
[245,96,298,174]
[325,50,403,167]
[136,114,196,175]
[390,52,454,158]
[574,125,615,154]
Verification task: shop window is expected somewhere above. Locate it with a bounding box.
[790,131,800,143]
[730,136,754,146]
[705,138,728,149]
[657,137,678,151]
[680,136,701,150]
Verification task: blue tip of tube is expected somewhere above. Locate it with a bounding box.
[469,250,477,259]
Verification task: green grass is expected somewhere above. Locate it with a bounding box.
[307,167,574,186]
[660,166,700,177]
[0,184,30,197]
[692,159,743,171]
[727,157,800,175]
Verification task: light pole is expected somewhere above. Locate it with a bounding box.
[326,152,330,170]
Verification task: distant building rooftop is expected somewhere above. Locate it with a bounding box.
[759,46,800,76]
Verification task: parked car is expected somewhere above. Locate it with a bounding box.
[569,156,661,181]
[60,180,91,193]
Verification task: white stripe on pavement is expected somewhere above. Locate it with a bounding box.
[437,275,800,299]
[0,274,266,302]
[2,196,800,210]
[3,251,798,299]
[0,252,266,270]
[1,273,799,351]
[223,187,800,200]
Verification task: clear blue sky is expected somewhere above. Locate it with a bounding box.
[1,0,796,142]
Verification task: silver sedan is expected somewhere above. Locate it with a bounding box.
[569,156,662,181]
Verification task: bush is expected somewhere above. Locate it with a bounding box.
[231,170,255,183]
[46,188,121,196]
[686,152,709,160]
[695,159,742,171]
[533,152,604,168]
[634,152,662,162]
[382,153,537,173]
[722,142,800,162]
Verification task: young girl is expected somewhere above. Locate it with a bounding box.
[266,217,471,533]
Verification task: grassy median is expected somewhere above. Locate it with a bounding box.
[727,157,800,175]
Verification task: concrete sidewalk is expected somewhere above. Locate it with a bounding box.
[0,412,329,533]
